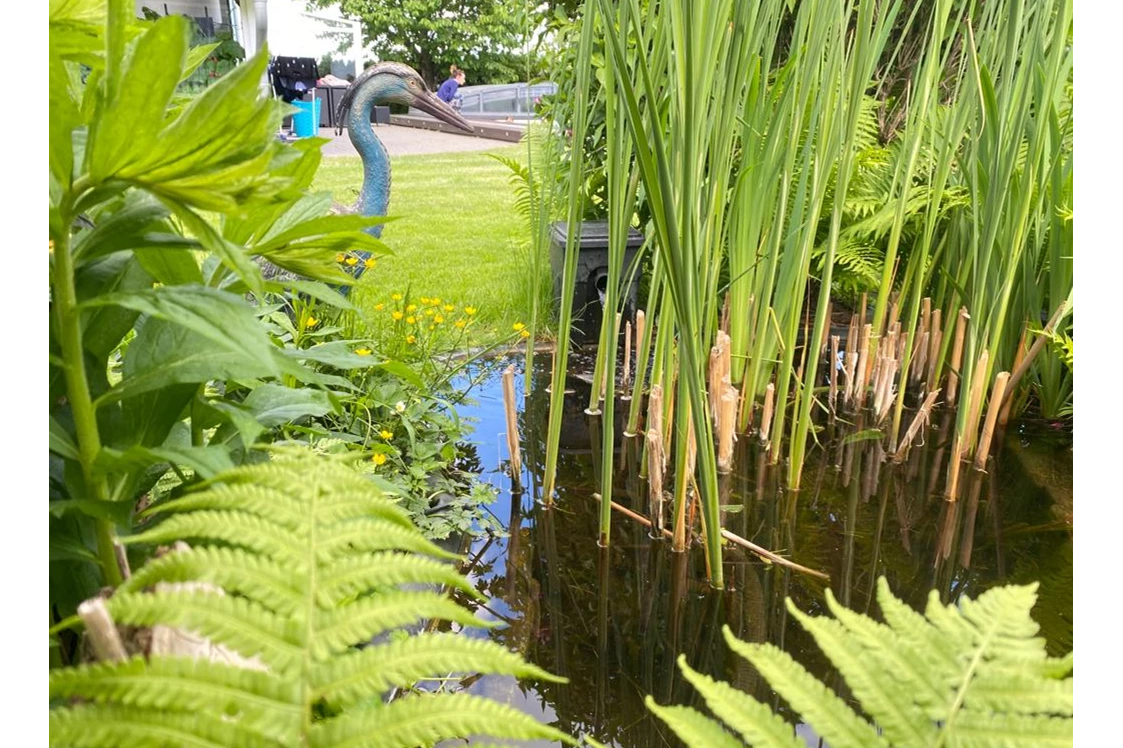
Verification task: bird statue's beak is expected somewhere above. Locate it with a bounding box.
[411,91,474,133]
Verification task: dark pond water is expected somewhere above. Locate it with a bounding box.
[435,353,1073,747]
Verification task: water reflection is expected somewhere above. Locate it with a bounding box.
[446,355,1072,746]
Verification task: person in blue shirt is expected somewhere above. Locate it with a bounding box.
[436,65,466,111]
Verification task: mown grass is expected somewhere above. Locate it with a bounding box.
[312,145,544,345]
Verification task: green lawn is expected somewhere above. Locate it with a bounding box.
[312,146,545,343]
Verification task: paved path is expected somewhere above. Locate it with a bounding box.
[316,125,511,158]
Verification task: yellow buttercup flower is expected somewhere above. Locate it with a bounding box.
[364,257,376,268]
[392,311,404,321]
[406,316,416,325]
[345,256,358,266]
[374,303,385,311]
[465,307,477,316]
[371,452,387,466]
[455,319,467,329]
[424,309,435,317]
[512,322,525,331]
[443,304,455,313]
[431,297,441,305]
[305,317,319,327]
[355,348,372,356]
[434,315,445,324]
[420,296,431,304]
[379,430,393,440]
[391,292,403,301]
[406,335,416,344]
[520,329,531,339]
[335,253,345,263]
[406,304,417,313]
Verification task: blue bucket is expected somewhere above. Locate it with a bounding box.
[292,99,321,138]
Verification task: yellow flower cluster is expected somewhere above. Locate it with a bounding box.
[376,292,484,357]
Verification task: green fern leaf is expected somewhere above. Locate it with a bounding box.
[310,592,493,661]
[307,692,579,747]
[788,597,937,744]
[726,633,889,748]
[51,449,571,747]
[312,633,565,709]
[676,657,803,748]
[315,551,481,608]
[122,546,307,615]
[50,704,280,748]
[107,590,303,672]
[644,697,745,748]
[50,656,302,741]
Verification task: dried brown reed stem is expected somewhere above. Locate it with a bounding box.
[77,598,127,663]
[846,312,859,364]
[647,384,664,465]
[947,307,969,405]
[859,292,868,330]
[621,318,632,392]
[502,365,522,487]
[829,335,840,413]
[999,299,1072,416]
[999,325,1027,427]
[591,494,830,581]
[759,382,775,443]
[945,436,964,501]
[892,389,941,463]
[842,351,858,409]
[855,324,873,409]
[717,385,738,473]
[673,416,697,553]
[709,342,723,421]
[973,371,1010,471]
[926,328,943,392]
[962,349,990,458]
[873,355,899,424]
[646,428,665,533]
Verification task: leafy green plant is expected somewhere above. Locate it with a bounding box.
[648,577,1073,747]
[49,449,577,747]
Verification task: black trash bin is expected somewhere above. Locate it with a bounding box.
[549,221,645,344]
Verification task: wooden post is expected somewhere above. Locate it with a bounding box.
[974,371,1010,471]
[947,307,969,405]
[502,365,522,489]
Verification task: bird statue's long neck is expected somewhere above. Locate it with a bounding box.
[345,81,392,239]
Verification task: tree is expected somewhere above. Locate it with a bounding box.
[315,0,537,87]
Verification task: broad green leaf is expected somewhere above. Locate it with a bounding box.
[49,498,134,526]
[283,341,383,370]
[71,193,181,263]
[377,360,425,390]
[171,202,264,294]
[87,285,279,373]
[134,246,203,285]
[75,253,155,360]
[49,56,82,183]
[182,42,220,82]
[86,15,189,184]
[100,444,235,480]
[243,384,337,427]
[50,416,80,460]
[101,315,280,404]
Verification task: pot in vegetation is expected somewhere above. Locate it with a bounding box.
[549,221,644,343]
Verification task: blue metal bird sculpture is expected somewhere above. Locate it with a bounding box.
[334,62,473,281]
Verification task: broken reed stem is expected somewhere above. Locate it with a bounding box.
[892,389,941,463]
[646,428,665,533]
[759,382,775,443]
[502,365,522,488]
[946,435,965,501]
[592,494,830,581]
[717,385,737,473]
[648,384,665,468]
[842,351,858,409]
[999,299,1072,415]
[855,324,873,409]
[962,349,990,459]
[999,325,1028,427]
[829,335,840,414]
[947,307,969,405]
[926,328,943,393]
[77,598,127,663]
[622,319,632,392]
[709,342,723,422]
[973,371,1010,471]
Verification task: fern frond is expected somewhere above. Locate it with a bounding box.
[50,657,301,741]
[789,596,937,744]
[313,517,459,562]
[51,449,573,747]
[125,510,307,562]
[951,711,1074,746]
[312,633,565,709]
[676,657,803,748]
[644,697,745,748]
[122,546,307,615]
[310,592,492,661]
[308,692,579,748]
[107,591,303,673]
[49,705,280,748]
[315,552,480,608]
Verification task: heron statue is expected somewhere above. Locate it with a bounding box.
[259,63,473,288]
[333,62,473,282]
